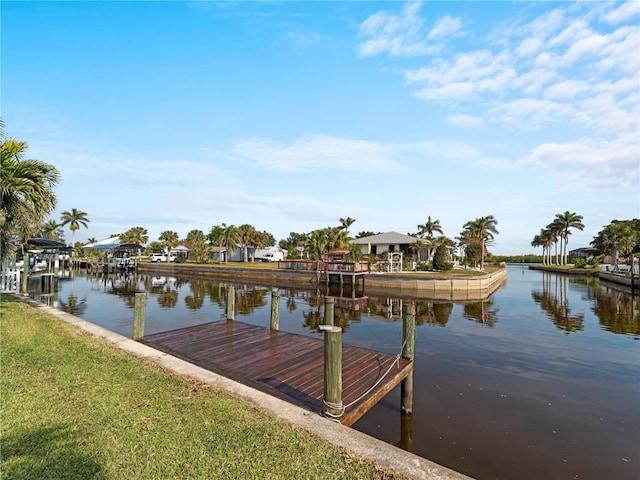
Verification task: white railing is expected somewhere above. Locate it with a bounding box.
[0,269,21,293]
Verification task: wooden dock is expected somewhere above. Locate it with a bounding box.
[140,320,412,426]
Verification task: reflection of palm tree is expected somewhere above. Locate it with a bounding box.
[235,287,268,315]
[532,273,584,333]
[59,294,88,315]
[184,280,209,311]
[433,303,453,326]
[463,300,498,327]
[286,295,297,313]
[302,309,323,331]
[157,289,179,309]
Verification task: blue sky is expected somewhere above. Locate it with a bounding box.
[2,1,638,255]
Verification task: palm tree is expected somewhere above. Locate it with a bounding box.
[219,224,239,264]
[184,229,206,250]
[39,219,64,241]
[554,211,584,265]
[417,216,443,239]
[159,230,179,260]
[417,216,444,262]
[409,239,429,263]
[1,123,60,261]
[60,208,90,248]
[237,224,256,262]
[249,230,270,262]
[120,226,149,246]
[463,215,499,270]
[339,217,356,235]
[304,229,328,260]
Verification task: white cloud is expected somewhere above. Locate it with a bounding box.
[487,98,578,130]
[544,80,590,99]
[385,0,639,144]
[602,1,640,25]
[357,1,434,57]
[446,114,484,128]
[519,133,640,189]
[229,135,398,172]
[427,15,462,40]
[356,2,462,57]
[515,37,543,58]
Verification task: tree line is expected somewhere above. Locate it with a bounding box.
[531,213,639,267]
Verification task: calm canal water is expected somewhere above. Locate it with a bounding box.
[33,265,639,480]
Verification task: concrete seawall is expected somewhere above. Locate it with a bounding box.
[137,263,507,301]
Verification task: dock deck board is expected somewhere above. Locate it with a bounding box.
[140,320,412,426]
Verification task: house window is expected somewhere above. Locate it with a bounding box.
[389,245,395,252]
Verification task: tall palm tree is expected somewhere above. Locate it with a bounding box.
[339,217,356,235]
[554,211,584,265]
[1,123,59,261]
[417,216,443,239]
[60,208,90,247]
[417,216,444,262]
[463,215,499,270]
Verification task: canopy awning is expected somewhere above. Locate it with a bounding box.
[27,238,67,248]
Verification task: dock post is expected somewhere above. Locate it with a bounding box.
[399,405,414,453]
[20,252,29,295]
[270,288,279,330]
[323,296,335,326]
[320,325,343,418]
[401,303,415,414]
[226,285,235,321]
[133,291,146,340]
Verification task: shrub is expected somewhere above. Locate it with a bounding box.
[572,258,587,268]
[415,261,429,271]
[433,244,453,271]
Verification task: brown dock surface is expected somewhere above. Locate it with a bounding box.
[140,320,412,426]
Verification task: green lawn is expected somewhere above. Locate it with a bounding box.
[0,294,399,480]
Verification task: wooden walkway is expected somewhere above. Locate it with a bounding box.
[140,320,412,426]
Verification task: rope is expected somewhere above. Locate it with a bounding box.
[321,339,408,421]
[343,339,406,410]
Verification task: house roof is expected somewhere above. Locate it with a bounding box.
[351,231,419,245]
[83,236,121,249]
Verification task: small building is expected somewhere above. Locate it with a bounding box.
[568,247,598,260]
[350,232,421,257]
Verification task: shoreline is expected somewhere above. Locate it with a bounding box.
[136,263,508,301]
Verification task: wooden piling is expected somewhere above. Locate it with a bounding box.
[133,291,146,340]
[226,285,235,321]
[270,288,279,331]
[323,296,335,326]
[20,252,29,295]
[320,325,343,418]
[401,303,415,414]
[399,412,413,453]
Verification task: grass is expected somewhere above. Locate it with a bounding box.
[0,294,401,480]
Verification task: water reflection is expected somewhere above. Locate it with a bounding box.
[592,283,640,337]
[531,270,639,337]
[462,299,498,327]
[58,294,88,316]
